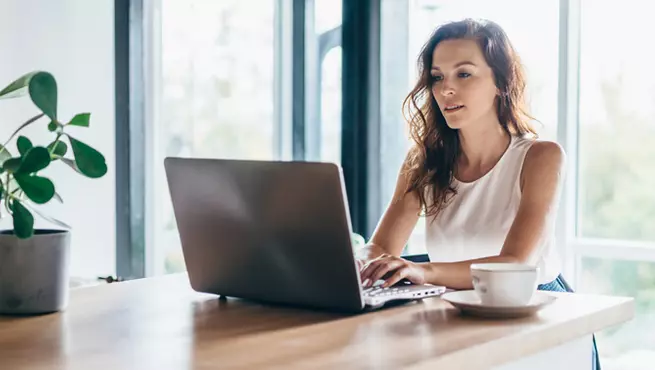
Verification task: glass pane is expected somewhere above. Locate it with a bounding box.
[320,47,342,164]
[578,0,655,242]
[579,257,655,368]
[154,0,277,275]
[314,0,343,165]
[315,0,342,34]
[381,0,560,254]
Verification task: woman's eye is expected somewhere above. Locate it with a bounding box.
[458,72,471,78]
[431,75,443,82]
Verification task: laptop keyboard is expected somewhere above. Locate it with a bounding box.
[362,282,446,307]
[363,284,426,297]
[363,286,405,297]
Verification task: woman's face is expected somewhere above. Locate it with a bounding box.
[430,38,499,130]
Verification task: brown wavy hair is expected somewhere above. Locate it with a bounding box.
[402,18,538,218]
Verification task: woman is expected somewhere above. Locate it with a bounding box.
[356,19,600,369]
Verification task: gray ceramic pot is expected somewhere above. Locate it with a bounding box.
[0,229,71,315]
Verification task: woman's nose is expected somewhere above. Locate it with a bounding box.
[440,80,455,96]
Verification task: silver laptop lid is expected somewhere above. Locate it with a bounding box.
[164,157,365,312]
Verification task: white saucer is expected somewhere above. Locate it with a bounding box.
[441,290,557,319]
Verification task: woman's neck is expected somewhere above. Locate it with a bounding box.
[457,123,511,173]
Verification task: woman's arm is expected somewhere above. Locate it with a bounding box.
[426,141,566,288]
[354,158,422,263]
[362,141,566,289]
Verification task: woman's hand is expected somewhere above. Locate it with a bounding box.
[359,254,429,288]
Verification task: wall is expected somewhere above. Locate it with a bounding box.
[0,0,116,278]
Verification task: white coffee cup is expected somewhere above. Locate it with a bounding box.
[470,263,539,307]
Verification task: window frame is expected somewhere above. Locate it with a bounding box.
[115,0,147,279]
[558,0,655,287]
[556,0,582,285]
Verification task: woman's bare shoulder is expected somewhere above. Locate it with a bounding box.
[521,139,566,185]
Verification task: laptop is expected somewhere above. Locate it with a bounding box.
[164,157,446,312]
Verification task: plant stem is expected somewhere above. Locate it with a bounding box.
[2,113,45,149]
[49,133,62,156]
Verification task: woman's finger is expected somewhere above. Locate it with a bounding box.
[361,254,392,277]
[382,267,409,288]
[360,258,381,280]
[369,259,404,285]
[363,261,388,285]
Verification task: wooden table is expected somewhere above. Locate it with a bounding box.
[0,273,634,370]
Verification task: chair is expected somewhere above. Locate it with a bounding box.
[402,254,430,263]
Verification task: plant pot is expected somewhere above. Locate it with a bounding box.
[0,229,71,315]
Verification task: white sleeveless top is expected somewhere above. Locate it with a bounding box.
[424,135,561,284]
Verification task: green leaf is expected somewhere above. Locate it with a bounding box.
[14,174,55,204]
[16,136,33,156]
[0,144,11,165]
[28,72,57,120]
[18,147,51,174]
[68,136,107,178]
[21,201,70,229]
[48,120,58,132]
[11,200,34,239]
[47,140,67,157]
[68,113,90,127]
[3,158,22,173]
[0,71,39,100]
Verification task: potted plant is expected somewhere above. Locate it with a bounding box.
[0,71,107,315]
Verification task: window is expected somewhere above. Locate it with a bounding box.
[579,257,655,368]
[380,0,560,255]
[319,46,342,165]
[576,0,655,366]
[150,0,278,275]
[148,0,342,275]
[314,0,342,164]
[578,1,655,243]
